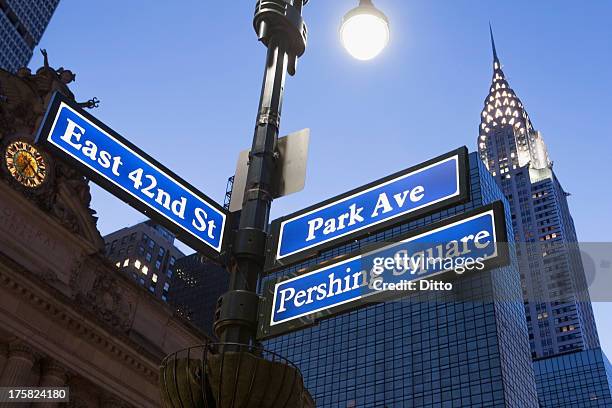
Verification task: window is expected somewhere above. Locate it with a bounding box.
[134,260,141,269]
[138,246,145,255]
[155,260,161,270]
[115,262,120,268]
[142,266,149,275]
[130,232,137,241]
[150,275,158,293]
[127,245,134,254]
[169,256,176,266]
[158,247,165,257]
[166,268,173,278]
[148,240,155,249]
[162,282,170,301]
[146,252,152,262]
[123,258,129,267]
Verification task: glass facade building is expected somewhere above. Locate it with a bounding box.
[534,348,612,407]
[264,153,539,407]
[168,253,229,337]
[0,0,59,72]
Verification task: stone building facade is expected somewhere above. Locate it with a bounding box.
[0,59,208,406]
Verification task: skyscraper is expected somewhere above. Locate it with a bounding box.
[168,253,229,337]
[103,220,184,302]
[477,27,599,359]
[534,348,612,407]
[0,0,60,72]
[265,153,539,407]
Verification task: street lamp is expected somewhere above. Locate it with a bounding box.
[160,0,389,408]
[341,0,390,60]
[162,0,390,406]
[216,0,390,348]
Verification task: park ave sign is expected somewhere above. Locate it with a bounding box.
[266,147,469,270]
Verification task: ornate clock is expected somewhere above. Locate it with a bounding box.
[4,140,48,188]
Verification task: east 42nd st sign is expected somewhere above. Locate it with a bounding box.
[35,92,228,260]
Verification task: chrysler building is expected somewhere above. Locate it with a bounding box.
[477,26,599,359]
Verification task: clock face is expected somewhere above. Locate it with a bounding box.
[5,141,48,188]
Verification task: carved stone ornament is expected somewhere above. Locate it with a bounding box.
[40,358,70,383]
[8,340,35,360]
[76,273,136,334]
[0,50,103,249]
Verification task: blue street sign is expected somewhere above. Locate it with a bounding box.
[36,92,228,258]
[258,202,509,339]
[266,148,469,270]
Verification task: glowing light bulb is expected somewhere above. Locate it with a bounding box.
[340,1,389,61]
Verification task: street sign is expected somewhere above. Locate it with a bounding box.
[266,147,469,270]
[258,202,509,340]
[229,129,310,212]
[35,92,228,260]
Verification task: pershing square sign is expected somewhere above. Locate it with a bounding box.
[258,202,509,339]
[266,147,469,270]
[35,92,228,259]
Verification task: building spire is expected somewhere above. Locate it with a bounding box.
[489,22,499,62]
[478,26,552,173]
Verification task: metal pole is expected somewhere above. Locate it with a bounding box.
[215,0,307,346]
[237,35,289,288]
[220,36,289,345]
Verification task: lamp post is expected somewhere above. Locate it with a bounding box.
[160,2,389,406]
[214,0,390,348]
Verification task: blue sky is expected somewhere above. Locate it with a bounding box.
[32,1,612,351]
